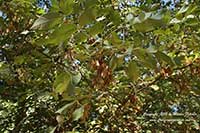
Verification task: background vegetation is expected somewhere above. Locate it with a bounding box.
[0,0,200,132]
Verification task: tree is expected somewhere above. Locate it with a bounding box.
[0,0,200,132]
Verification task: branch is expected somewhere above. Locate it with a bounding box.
[136,63,193,93]
[136,74,162,93]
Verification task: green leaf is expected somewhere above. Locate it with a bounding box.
[176,4,197,19]
[36,8,45,15]
[74,32,88,43]
[155,51,175,67]
[126,60,140,82]
[185,5,198,16]
[134,18,164,32]
[109,56,118,71]
[33,64,51,77]
[31,12,62,30]
[51,0,59,11]
[87,22,104,36]
[72,72,82,85]
[85,0,99,8]
[133,21,153,32]
[53,72,72,95]
[177,5,190,15]
[74,53,89,62]
[133,48,157,69]
[49,126,57,133]
[72,106,84,121]
[169,18,182,24]
[109,55,124,71]
[14,56,26,65]
[56,114,64,125]
[150,11,163,20]
[79,8,97,26]
[108,32,122,45]
[174,56,185,66]
[138,12,146,22]
[56,101,75,114]
[133,11,165,32]
[46,23,76,45]
[31,16,48,29]
[109,11,121,25]
[73,3,82,14]
[0,62,11,78]
[59,0,75,15]
[184,15,199,26]
[0,17,5,29]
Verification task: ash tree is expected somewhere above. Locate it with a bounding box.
[0,0,200,132]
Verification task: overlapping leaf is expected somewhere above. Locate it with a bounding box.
[133,48,157,69]
[53,72,72,95]
[31,12,62,30]
[126,60,140,82]
[46,23,77,45]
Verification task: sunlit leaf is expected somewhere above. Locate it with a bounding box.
[72,72,82,85]
[56,101,75,114]
[134,18,164,32]
[126,60,140,82]
[79,8,97,26]
[108,32,122,45]
[49,126,57,133]
[109,56,118,71]
[133,48,157,69]
[53,72,72,95]
[133,11,166,32]
[56,114,64,125]
[0,62,11,78]
[72,106,84,121]
[176,5,189,16]
[109,55,124,71]
[150,85,159,91]
[87,22,104,36]
[155,51,175,67]
[31,12,62,30]
[59,0,75,15]
[46,23,76,45]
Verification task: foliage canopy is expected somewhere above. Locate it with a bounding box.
[0,0,200,132]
